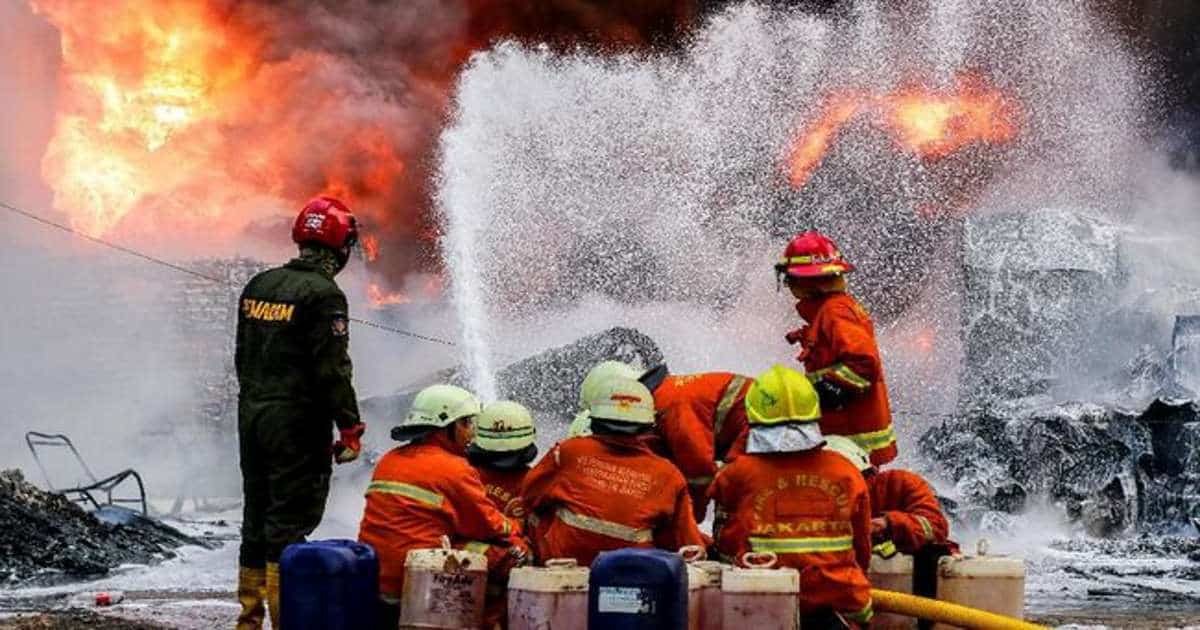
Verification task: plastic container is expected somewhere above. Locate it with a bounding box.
[868,553,915,630]
[279,539,379,630]
[719,553,799,629]
[588,548,689,630]
[400,542,487,629]
[935,540,1026,628]
[507,558,590,629]
[690,560,725,630]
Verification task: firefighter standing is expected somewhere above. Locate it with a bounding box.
[467,400,540,629]
[709,365,873,628]
[824,436,951,556]
[235,197,366,630]
[522,377,706,566]
[358,384,527,630]
[777,230,897,465]
[639,365,754,521]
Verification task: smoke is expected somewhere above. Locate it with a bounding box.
[439,1,1158,453]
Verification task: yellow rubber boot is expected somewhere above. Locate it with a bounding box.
[265,562,281,629]
[236,566,267,630]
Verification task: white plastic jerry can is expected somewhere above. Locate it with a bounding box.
[400,540,488,629]
[690,560,725,630]
[868,552,916,630]
[935,540,1026,629]
[507,558,590,630]
[720,552,800,630]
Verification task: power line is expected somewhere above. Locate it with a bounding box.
[1,200,458,347]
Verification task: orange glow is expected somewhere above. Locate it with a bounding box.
[361,233,381,263]
[367,283,411,308]
[786,73,1020,189]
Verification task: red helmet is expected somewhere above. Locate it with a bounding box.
[775,230,855,279]
[292,196,359,250]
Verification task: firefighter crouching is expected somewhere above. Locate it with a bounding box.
[709,365,873,629]
[522,377,706,567]
[235,197,366,630]
[358,385,528,630]
[824,436,952,557]
[467,400,539,628]
[639,365,754,521]
[777,230,897,466]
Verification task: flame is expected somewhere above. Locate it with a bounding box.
[32,0,259,237]
[361,233,381,263]
[367,283,411,308]
[786,73,1020,188]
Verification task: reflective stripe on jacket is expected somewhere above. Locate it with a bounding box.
[521,435,705,567]
[709,448,872,620]
[797,292,896,465]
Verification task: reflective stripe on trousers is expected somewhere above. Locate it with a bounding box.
[748,535,854,554]
[556,508,653,543]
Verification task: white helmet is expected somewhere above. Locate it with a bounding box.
[392,384,481,442]
[587,377,656,428]
[824,435,873,473]
[570,360,644,437]
[473,401,536,453]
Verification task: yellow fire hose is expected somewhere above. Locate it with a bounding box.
[871,589,1049,630]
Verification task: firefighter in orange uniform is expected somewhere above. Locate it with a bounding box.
[358,384,528,630]
[521,377,706,567]
[709,365,873,628]
[824,436,950,556]
[777,230,897,465]
[467,400,539,629]
[638,366,754,521]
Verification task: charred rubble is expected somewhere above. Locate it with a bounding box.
[920,208,1200,536]
[0,470,208,586]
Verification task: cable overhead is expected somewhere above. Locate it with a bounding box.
[1,200,457,347]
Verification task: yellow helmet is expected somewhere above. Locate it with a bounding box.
[745,364,820,426]
[824,435,872,472]
[473,401,536,452]
[392,384,481,442]
[570,361,644,438]
[587,377,656,426]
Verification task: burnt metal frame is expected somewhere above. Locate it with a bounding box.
[24,431,148,516]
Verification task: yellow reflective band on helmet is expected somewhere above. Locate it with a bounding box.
[557,508,652,543]
[366,481,444,508]
[748,535,853,554]
[848,425,897,453]
[916,515,934,542]
[713,375,750,440]
[843,601,874,623]
[463,541,492,555]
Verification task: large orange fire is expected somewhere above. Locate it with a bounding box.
[787,74,1020,188]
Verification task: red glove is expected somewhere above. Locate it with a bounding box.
[333,423,365,464]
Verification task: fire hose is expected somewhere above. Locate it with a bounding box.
[871,589,1049,630]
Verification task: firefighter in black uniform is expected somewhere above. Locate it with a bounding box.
[235,196,366,629]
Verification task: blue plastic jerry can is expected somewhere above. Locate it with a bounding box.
[588,548,688,630]
[280,539,379,630]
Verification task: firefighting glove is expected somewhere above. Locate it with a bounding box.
[784,327,807,345]
[332,423,366,464]
[814,379,851,410]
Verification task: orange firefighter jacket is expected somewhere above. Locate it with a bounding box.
[868,469,949,555]
[710,448,873,623]
[795,292,897,465]
[521,434,706,567]
[358,433,522,600]
[477,465,530,519]
[653,372,754,519]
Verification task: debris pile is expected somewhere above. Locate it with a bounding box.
[0,470,206,586]
[360,326,663,446]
